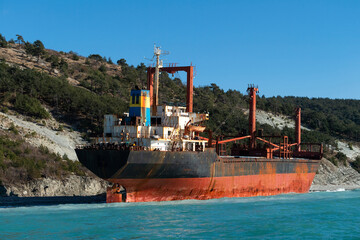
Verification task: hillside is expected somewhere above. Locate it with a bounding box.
[2,35,359,143]
[1,33,360,195]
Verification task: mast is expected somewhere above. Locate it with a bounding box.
[295,107,301,152]
[153,45,166,115]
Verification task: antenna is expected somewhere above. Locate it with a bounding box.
[153,44,170,57]
[144,56,154,62]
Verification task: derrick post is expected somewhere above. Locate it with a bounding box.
[216,136,220,155]
[208,129,213,148]
[295,107,301,152]
[247,85,259,149]
[147,68,154,107]
[186,66,194,112]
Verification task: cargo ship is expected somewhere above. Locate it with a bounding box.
[75,46,322,203]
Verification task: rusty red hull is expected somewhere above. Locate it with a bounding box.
[106,173,316,203]
[75,148,320,203]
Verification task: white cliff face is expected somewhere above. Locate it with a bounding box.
[1,175,108,197]
[336,141,360,160]
[242,109,311,131]
[0,112,86,161]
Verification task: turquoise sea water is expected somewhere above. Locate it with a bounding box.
[1,190,360,239]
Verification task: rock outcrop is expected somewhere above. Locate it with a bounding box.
[310,158,360,191]
[0,175,108,197]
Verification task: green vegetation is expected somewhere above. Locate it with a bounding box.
[25,40,45,60]
[335,152,347,165]
[351,156,360,173]
[88,54,104,62]
[1,33,359,147]
[117,58,127,66]
[0,131,86,184]
[24,131,37,138]
[14,94,50,119]
[98,64,107,73]
[46,54,60,69]
[71,53,80,61]
[257,96,360,142]
[15,34,25,45]
[2,32,360,182]
[329,156,338,166]
[62,159,85,176]
[0,61,126,134]
[328,151,348,166]
[8,123,18,135]
[0,34,7,48]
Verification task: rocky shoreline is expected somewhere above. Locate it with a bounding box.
[0,175,108,198]
[310,158,360,192]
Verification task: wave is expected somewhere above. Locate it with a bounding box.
[326,188,346,192]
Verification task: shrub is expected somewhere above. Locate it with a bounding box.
[59,58,68,73]
[24,147,31,154]
[39,144,49,154]
[62,159,85,176]
[88,54,104,62]
[0,34,7,48]
[1,106,8,113]
[98,65,107,73]
[46,55,60,68]
[351,156,360,173]
[25,131,37,138]
[14,94,50,119]
[335,152,347,165]
[329,156,338,166]
[24,40,45,60]
[117,58,127,66]
[72,54,79,61]
[0,150,5,170]
[62,154,69,160]
[52,153,62,162]
[0,133,89,184]
[8,123,18,135]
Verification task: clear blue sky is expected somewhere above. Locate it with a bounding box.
[1,0,360,99]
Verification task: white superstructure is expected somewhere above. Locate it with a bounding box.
[97,105,209,152]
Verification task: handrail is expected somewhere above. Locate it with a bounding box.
[217,135,251,144]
